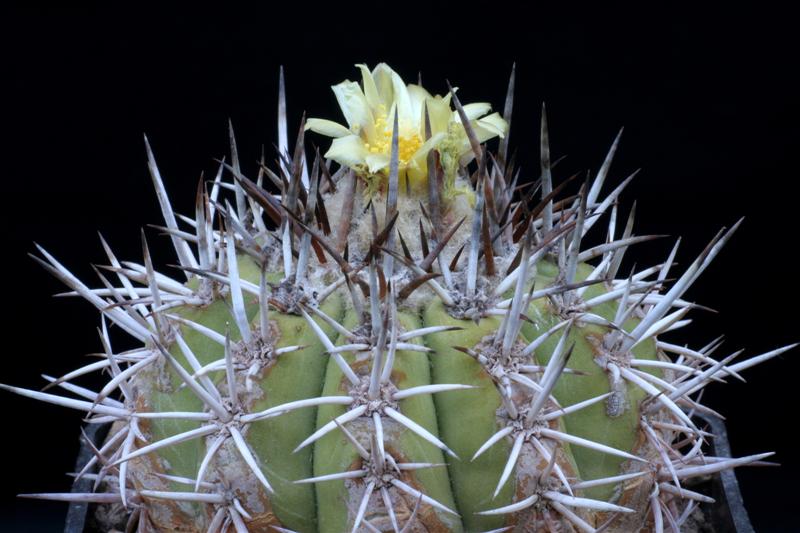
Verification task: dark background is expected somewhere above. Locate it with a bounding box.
[2,3,798,532]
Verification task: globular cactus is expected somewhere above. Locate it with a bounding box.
[6,63,794,533]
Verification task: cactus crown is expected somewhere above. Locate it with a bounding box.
[6,63,794,533]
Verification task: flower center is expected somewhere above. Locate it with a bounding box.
[364,110,422,167]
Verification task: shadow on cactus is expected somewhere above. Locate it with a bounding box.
[5,63,794,532]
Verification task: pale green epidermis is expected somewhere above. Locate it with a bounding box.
[146,258,343,532]
[145,259,460,532]
[522,261,660,501]
[245,295,344,531]
[145,258,262,522]
[143,251,658,531]
[423,259,661,526]
[314,309,462,533]
[421,303,514,532]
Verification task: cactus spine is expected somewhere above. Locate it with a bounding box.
[5,63,794,532]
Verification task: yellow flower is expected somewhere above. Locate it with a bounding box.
[306,63,507,192]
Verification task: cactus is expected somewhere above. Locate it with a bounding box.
[5,63,794,533]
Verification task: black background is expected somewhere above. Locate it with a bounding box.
[2,3,798,532]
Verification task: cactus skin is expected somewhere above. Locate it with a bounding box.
[6,63,795,533]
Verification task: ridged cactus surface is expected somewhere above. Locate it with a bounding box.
[5,63,794,533]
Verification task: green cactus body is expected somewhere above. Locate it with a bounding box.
[422,301,513,532]
[244,295,345,531]
[314,309,461,532]
[133,257,346,531]
[521,261,662,501]
[134,254,660,532]
[9,62,792,533]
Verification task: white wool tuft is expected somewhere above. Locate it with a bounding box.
[318,175,481,309]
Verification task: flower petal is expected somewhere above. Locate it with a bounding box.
[324,134,368,168]
[425,96,453,135]
[449,112,508,165]
[372,63,396,109]
[408,84,433,130]
[356,63,382,113]
[407,131,446,191]
[474,112,508,140]
[390,69,413,125]
[406,166,427,191]
[462,102,492,121]
[365,152,391,174]
[454,114,507,166]
[410,132,446,167]
[305,118,352,138]
[331,81,375,138]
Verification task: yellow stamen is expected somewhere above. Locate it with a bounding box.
[368,111,422,167]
